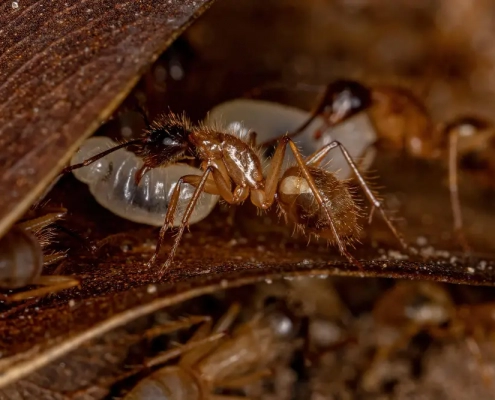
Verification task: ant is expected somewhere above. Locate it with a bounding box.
[64,111,409,277]
[284,79,493,252]
[0,208,79,302]
[119,302,297,399]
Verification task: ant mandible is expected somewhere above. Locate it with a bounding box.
[284,79,492,252]
[64,111,409,277]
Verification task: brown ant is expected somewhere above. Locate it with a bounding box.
[285,79,494,252]
[64,111,409,277]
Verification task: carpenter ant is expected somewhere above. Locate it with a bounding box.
[64,111,409,277]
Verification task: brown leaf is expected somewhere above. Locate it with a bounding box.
[0,150,494,387]
[2,0,495,392]
[0,0,216,239]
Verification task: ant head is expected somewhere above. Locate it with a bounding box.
[138,112,193,168]
[319,79,372,125]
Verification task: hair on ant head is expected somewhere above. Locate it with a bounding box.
[137,112,193,168]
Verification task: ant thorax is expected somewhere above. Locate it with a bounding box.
[277,166,361,243]
[206,99,377,180]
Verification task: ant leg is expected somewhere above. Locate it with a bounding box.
[218,368,272,388]
[61,139,142,175]
[284,139,364,268]
[7,275,79,302]
[465,335,495,388]
[153,167,215,275]
[43,252,67,266]
[180,303,240,367]
[448,129,471,252]
[363,322,422,388]
[150,165,244,271]
[254,136,362,266]
[142,315,212,340]
[305,141,409,253]
[148,169,218,268]
[145,332,225,368]
[247,130,257,147]
[213,302,241,332]
[16,210,66,232]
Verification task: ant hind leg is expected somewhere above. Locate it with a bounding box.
[448,129,471,253]
[283,138,364,268]
[305,140,410,254]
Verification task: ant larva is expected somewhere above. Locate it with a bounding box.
[0,209,79,302]
[65,111,408,275]
[285,79,494,252]
[70,136,219,227]
[121,302,296,400]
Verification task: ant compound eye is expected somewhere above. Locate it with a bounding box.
[71,137,115,184]
[162,137,179,146]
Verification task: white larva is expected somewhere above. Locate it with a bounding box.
[70,137,218,227]
[206,99,377,180]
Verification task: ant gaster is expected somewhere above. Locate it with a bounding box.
[286,79,493,252]
[65,111,409,277]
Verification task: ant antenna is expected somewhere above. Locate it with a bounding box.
[61,139,143,175]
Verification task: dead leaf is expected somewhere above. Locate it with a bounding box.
[0,0,216,239]
[2,0,495,392]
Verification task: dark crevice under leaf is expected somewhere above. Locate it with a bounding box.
[0,0,216,238]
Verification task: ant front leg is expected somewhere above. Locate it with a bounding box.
[448,129,471,253]
[306,141,410,254]
[149,167,216,273]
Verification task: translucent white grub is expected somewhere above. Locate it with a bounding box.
[70,137,219,226]
[206,99,377,179]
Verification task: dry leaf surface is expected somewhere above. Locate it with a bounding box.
[0,0,215,238]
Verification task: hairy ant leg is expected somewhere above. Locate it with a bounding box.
[6,275,79,302]
[151,166,225,274]
[305,141,409,253]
